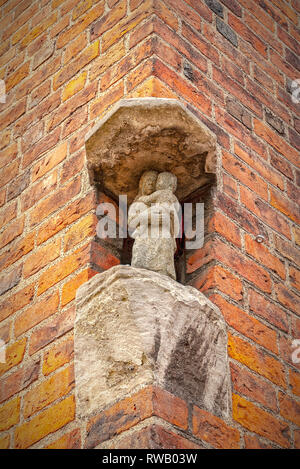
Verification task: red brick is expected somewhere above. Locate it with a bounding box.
[0,160,19,190]
[249,289,289,332]
[192,264,243,301]
[0,142,18,170]
[212,294,278,354]
[222,150,268,200]
[15,290,60,337]
[275,283,300,315]
[184,0,212,22]
[182,22,219,66]
[275,236,300,265]
[192,405,240,449]
[0,201,17,229]
[85,386,188,449]
[279,335,300,369]
[62,106,88,139]
[228,13,267,58]
[0,232,35,273]
[279,391,300,426]
[290,266,300,292]
[164,0,203,30]
[91,241,120,271]
[270,188,300,225]
[223,173,238,199]
[289,369,300,397]
[234,142,284,191]
[29,305,75,355]
[245,234,285,280]
[21,121,44,153]
[22,127,61,169]
[21,171,58,212]
[230,362,277,411]
[61,150,85,184]
[90,0,127,40]
[240,186,291,240]
[208,211,241,247]
[244,434,274,449]
[233,394,289,447]
[228,333,286,387]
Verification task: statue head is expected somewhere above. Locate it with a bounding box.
[156,172,177,193]
[138,170,158,196]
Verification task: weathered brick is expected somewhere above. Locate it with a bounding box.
[54,41,99,90]
[29,177,81,228]
[275,283,300,315]
[289,369,300,397]
[249,289,289,332]
[21,172,58,213]
[0,201,17,229]
[91,241,120,271]
[85,386,188,449]
[45,428,81,449]
[90,0,126,40]
[60,150,85,184]
[216,18,237,47]
[192,405,240,449]
[0,360,40,404]
[15,395,75,449]
[90,81,125,120]
[29,305,75,355]
[61,268,96,307]
[0,160,19,190]
[270,188,300,225]
[245,234,285,280]
[42,334,74,376]
[233,394,289,447]
[228,333,286,387]
[37,192,95,245]
[275,236,300,265]
[20,12,58,49]
[278,391,300,426]
[23,366,74,418]
[32,142,67,182]
[192,264,243,301]
[15,290,60,337]
[62,71,87,102]
[0,397,20,431]
[0,264,22,297]
[0,434,10,449]
[230,362,277,411]
[0,338,26,377]
[22,127,61,169]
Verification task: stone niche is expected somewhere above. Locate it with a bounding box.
[75,266,232,420]
[85,98,217,204]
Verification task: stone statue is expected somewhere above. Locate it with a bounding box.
[128,171,180,280]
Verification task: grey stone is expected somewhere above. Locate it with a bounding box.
[205,0,224,18]
[216,18,238,47]
[75,265,231,420]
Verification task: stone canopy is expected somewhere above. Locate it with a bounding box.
[85,98,216,204]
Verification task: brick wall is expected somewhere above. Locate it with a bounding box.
[0,0,299,449]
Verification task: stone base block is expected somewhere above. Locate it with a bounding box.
[75,265,231,420]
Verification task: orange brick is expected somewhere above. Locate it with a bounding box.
[213,294,278,354]
[22,127,61,169]
[254,119,299,168]
[62,105,88,139]
[222,150,268,200]
[275,283,300,315]
[37,243,90,295]
[29,177,81,228]
[56,2,105,48]
[54,41,99,90]
[32,142,68,182]
[62,71,87,102]
[208,211,241,247]
[244,433,274,449]
[90,39,126,81]
[0,159,19,189]
[42,335,74,376]
[15,395,75,449]
[249,289,288,332]
[64,214,97,252]
[0,283,34,323]
[23,238,61,279]
[128,76,178,99]
[270,188,300,225]
[61,269,96,306]
[6,62,30,92]
[228,333,285,387]
[192,265,243,301]
[290,266,300,292]
[90,81,124,120]
[0,142,18,170]
[192,405,240,449]
[72,0,97,20]
[0,232,35,273]
[63,32,87,64]
[60,150,85,184]
[0,201,17,229]
[20,12,57,49]
[23,366,74,419]
[0,216,24,250]
[289,369,300,398]
[90,0,127,40]
[15,291,60,337]
[37,192,95,245]
[0,360,40,404]
[0,434,10,449]
[245,234,285,279]
[279,391,300,426]
[0,397,20,431]
[45,428,81,449]
[233,394,289,447]
[0,338,26,377]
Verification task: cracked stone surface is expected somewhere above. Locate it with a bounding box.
[75,265,231,419]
